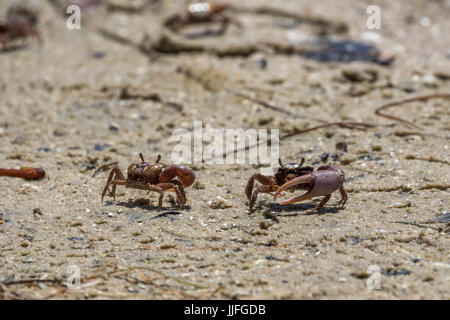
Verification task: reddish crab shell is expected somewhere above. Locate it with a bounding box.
[101,154,195,209]
[0,20,41,50]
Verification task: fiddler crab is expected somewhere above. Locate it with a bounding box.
[101,154,195,210]
[0,7,41,50]
[164,0,241,36]
[245,159,347,212]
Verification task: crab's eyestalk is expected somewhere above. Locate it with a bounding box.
[299,157,305,167]
[278,158,284,168]
[139,153,145,162]
[156,154,161,163]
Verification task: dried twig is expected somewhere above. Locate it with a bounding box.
[395,221,441,231]
[404,155,450,165]
[233,91,311,119]
[96,27,153,56]
[374,93,450,129]
[137,265,206,289]
[0,167,45,180]
[1,278,62,286]
[281,122,375,140]
[133,269,199,299]
[149,211,182,220]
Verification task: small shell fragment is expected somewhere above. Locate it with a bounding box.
[208,196,232,209]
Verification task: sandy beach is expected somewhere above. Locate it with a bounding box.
[0,0,449,299]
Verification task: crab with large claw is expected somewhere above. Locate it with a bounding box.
[245,158,314,212]
[274,165,348,210]
[101,154,195,210]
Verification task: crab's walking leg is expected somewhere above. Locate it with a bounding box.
[170,180,186,204]
[0,36,6,50]
[155,182,186,209]
[249,184,272,213]
[144,184,165,209]
[110,167,126,198]
[339,187,348,207]
[315,194,331,210]
[245,174,275,212]
[101,167,126,202]
[245,174,274,200]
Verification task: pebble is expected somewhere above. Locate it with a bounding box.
[94,144,112,151]
[92,51,106,59]
[208,196,232,209]
[420,17,431,27]
[109,123,120,132]
[361,31,382,44]
[193,181,206,190]
[336,141,348,153]
[128,287,138,294]
[21,241,30,247]
[320,153,330,162]
[422,74,439,87]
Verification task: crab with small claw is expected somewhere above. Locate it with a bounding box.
[0,19,42,50]
[274,165,348,210]
[101,154,195,209]
[164,0,241,36]
[245,158,315,213]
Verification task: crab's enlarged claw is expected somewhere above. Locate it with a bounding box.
[275,167,346,208]
[174,165,195,187]
[274,173,315,200]
[160,165,195,188]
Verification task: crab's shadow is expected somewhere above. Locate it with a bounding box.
[265,201,340,217]
[103,199,191,212]
[184,28,226,39]
[0,44,29,54]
